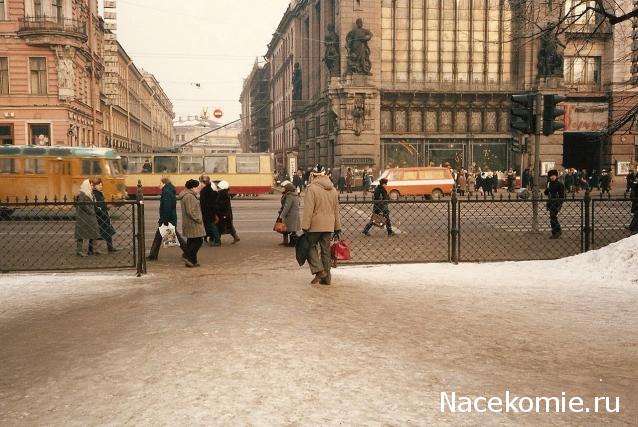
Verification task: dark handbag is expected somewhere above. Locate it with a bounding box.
[273,217,287,233]
[330,239,351,261]
[371,212,386,227]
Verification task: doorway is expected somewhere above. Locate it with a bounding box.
[563,132,602,173]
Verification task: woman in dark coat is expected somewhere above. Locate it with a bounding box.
[147,177,186,260]
[278,182,301,246]
[362,178,395,237]
[75,179,100,257]
[89,178,117,254]
[216,180,240,244]
[199,175,221,246]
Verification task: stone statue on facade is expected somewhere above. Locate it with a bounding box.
[56,46,75,99]
[292,62,302,101]
[346,18,373,75]
[324,24,340,77]
[537,22,564,77]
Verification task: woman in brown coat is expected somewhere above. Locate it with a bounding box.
[178,179,206,267]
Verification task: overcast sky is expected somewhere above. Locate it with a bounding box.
[110,0,291,122]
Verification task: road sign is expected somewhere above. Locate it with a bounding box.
[213,109,223,119]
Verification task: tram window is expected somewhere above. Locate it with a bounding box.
[81,160,103,175]
[154,156,178,174]
[24,159,45,174]
[108,160,124,176]
[236,156,260,174]
[123,156,152,173]
[204,156,228,173]
[0,158,16,173]
[180,156,203,173]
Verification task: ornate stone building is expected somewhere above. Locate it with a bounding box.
[254,0,637,178]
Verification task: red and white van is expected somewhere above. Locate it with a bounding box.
[371,167,455,200]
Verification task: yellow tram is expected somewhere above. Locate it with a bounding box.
[0,146,127,201]
[121,153,274,196]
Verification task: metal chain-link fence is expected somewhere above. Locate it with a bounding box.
[338,193,637,265]
[0,198,146,273]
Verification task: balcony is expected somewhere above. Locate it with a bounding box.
[18,17,88,43]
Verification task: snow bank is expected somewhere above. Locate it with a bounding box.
[336,235,638,289]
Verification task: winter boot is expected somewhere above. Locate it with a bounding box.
[76,240,88,257]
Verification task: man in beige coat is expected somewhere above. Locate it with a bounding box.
[178,179,206,267]
[302,164,342,285]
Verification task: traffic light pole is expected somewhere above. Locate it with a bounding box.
[532,91,543,233]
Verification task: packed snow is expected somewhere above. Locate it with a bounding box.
[336,234,638,288]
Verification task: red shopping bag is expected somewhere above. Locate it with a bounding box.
[330,239,351,261]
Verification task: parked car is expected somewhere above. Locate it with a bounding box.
[370,167,455,200]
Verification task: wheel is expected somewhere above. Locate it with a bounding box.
[431,189,443,201]
[389,190,400,201]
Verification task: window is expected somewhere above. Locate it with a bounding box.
[179,156,203,173]
[51,0,63,21]
[33,0,43,16]
[29,58,47,95]
[24,158,45,174]
[564,0,601,32]
[204,156,228,173]
[153,156,178,174]
[0,124,13,144]
[0,57,8,94]
[0,0,6,20]
[403,171,418,180]
[107,159,123,176]
[564,56,601,86]
[29,123,50,145]
[236,155,260,173]
[0,158,16,173]
[81,160,102,175]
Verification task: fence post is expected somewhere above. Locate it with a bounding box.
[450,190,458,264]
[136,180,147,276]
[583,189,591,252]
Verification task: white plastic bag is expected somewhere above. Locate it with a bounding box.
[159,223,179,248]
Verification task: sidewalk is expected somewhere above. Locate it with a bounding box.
[0,236,636,425]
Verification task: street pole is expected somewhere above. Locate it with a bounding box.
[532,91,542,232]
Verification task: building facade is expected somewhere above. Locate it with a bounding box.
[239,60,271,154]
[0,0,104,147]
[255,0,637,180]
[0,0,174,152]
[174,115,241,155]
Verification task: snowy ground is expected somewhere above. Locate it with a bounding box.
[0,236,636,425]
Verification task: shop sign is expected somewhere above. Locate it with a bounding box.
[564,102,608,132]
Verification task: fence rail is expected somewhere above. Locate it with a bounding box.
[0,198,145,274]
[337,191,637,265]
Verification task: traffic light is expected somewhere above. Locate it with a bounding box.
[509,94,535,134]
[542,94,566,136]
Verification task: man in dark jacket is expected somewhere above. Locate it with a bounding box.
[626,169,635,193]
[600,169,611,196]
[217,180,240,244]
[544,169,565,239]
[362,178,395,237]
[522,168,531,189]
[199,175,221,246]
[147,177,186,260]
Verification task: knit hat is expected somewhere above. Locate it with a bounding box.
[218,180,230,190]
[311,164,326,176]
[547,169,559,178]
[185,179,200,189]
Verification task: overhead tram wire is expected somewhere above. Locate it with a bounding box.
[163,101,273,153]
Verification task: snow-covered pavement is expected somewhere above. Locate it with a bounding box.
[0,236,636,425]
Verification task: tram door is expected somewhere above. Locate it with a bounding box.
[50,159,72,199]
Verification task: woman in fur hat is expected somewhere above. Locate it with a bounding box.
[217,180,240,244]
[278,181,301,246]
[75,179,100,257]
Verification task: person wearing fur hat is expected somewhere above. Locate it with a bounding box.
[147,177,187,261]
[544,169,565,239]
[278,182,301,246]
[199,175,221,247]
[216,180,240,244]
[75,179,100,257]
[301,163,341,285]
[600,169,611,196]
[178,179,205,267]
